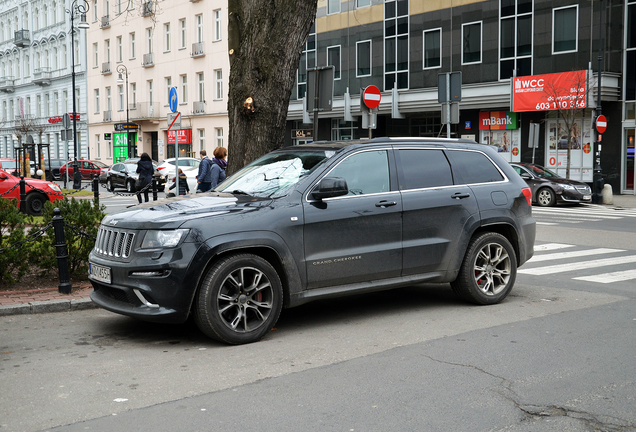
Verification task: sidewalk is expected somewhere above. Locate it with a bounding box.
[1,193,634,317]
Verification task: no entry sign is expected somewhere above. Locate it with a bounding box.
[362,85,381,110]
[596,115,607,133]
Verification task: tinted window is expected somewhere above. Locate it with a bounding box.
[447,150,504,184]
[398,149,453,189]
[328,150,390,196]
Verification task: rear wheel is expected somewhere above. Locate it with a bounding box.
[106,178,114,192]
[194,254,283,345]
[451,233,517,305]
[536,187,556,207]
[126,180,135,193]
[25,193,47,216]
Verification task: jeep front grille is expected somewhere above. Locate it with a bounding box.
[94,227,136,258]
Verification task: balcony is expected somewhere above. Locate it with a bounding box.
[142,52,154,67]
[101,62,111,75]
[193,101,205,114]
[33,68,52,86]
[192,42,204,58]
[0,77,15,93]
[14,30,30,48]
[129,102,160,120]
[100,15,110,28]
[142,2,153,16]
[103,111,112,122]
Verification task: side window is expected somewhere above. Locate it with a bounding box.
[512,165,524,176]
[398,149,453,189]
[447,150,504,184]
[328,150,390,196]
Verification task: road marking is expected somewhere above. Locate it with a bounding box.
[534,243,575,251]
[528,248,624,263]
[573,269,636,284]
[519,255,636,275]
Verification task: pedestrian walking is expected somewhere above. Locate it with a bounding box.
[196,149,213,193]
[210,146,228,189]
[135,152,154,203]
[168,168,190,196]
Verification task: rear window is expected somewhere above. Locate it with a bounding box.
[447,150,504,184]
[398,149,453,189]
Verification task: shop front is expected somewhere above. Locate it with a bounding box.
[166,129,193,158]
[478,111,521,163]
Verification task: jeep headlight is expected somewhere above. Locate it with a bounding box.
[141,229,189,249]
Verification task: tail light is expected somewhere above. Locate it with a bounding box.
[522,187,532,206]
[157,166,166,170]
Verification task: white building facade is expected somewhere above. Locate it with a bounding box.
[86,0,229,164]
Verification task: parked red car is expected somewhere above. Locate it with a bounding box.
[0,168,64,215]
[59,160,110,180]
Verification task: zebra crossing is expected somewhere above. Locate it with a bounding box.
[531,204,636,225]
[519,242,636,284]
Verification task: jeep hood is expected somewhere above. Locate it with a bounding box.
[101,193,270,229]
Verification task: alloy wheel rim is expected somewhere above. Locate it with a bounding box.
[473,243,511,296]
[216,266,274,333]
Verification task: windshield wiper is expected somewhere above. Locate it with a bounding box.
[232,189,250,195]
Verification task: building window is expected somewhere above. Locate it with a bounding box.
[423,28,441,69]
[148,80,153,104]
[384,0,409,91]
[45,93,50,117]
[198,129,205,151]
[356,40,371,77]
[198,72,204,102]
[118,85,123,110]
[214,9,222,41]
[462,21,482,64]
[94,89,100,113]
[196,14,203,43]
[54,92,59,115]
[331,119,359,140]
[117,36,123,62]
[327,45,341,80]
[179,19,186,49]
[297,21,316,99]
[181,74,188,103]
[131,83,137,107]
[96,134,101,158]
[327,0,340,14]
[93,42,98,68]
[553,5,577,54]
[215,69,223,100]
[499,0,533,80]
[108,140,112,158]
[165,77,172,105]
[357,0,370,8]
[164,23,171,52]
[130,32,136,59]
[146,27,153,54]
[106,86,111,111]
[215,127,223,147]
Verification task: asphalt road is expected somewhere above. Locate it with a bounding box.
[1,204,635,432]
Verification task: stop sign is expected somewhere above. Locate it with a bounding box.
[362,85,381,110]
[596,115,607,133]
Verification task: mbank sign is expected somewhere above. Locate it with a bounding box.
[479,111,519,130]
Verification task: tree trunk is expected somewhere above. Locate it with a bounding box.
[227,0,317,175]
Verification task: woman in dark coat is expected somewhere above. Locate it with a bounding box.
[168,168,190,196]
[210,146,228,189]
[136,152,154,203]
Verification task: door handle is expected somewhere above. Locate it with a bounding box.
[452,192,471,199]
[376,200,397,208]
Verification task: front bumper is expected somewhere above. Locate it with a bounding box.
[88,242,200,323]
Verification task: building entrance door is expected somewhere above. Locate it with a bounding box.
[623,129,635,193]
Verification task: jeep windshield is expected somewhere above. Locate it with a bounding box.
[216,149,335,198]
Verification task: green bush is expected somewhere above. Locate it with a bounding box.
[0,199,31,284]
[29,198,106,278]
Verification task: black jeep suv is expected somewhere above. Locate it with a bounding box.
[89,138,536,344]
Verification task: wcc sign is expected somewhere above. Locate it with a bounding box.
[512,70,587,112]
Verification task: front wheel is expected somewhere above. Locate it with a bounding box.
[536,187,556,207]
[451,233,517,305]
[25,193,47,216]
[194,254,283,344]
[106,178,114,192]
[126,180,135,193]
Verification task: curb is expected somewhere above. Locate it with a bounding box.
[0,297,97,317]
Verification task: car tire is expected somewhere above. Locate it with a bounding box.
[106,179,114,192]
[194,254,283,345]
[536,187,556,207]
[126,180,135,193]
[451,232,517,305]
[25,193,47,216]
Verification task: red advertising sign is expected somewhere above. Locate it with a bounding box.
[512,70,587,112]
[167,129,192,144]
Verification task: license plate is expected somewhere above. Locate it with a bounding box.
[89,263,111,284]
[583,195,591,200]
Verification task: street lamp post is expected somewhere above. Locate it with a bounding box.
[593,0,604,204]
[116,65,131,159]
[66,0,89,190]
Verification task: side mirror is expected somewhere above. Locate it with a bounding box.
[0,175,8,180]
[520,173,532,180]
[311,177,349,200]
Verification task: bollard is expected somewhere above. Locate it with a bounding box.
[152,178,158,201]
[92,174,99,206]
[52,208,72,294]
[19,176,27,214]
